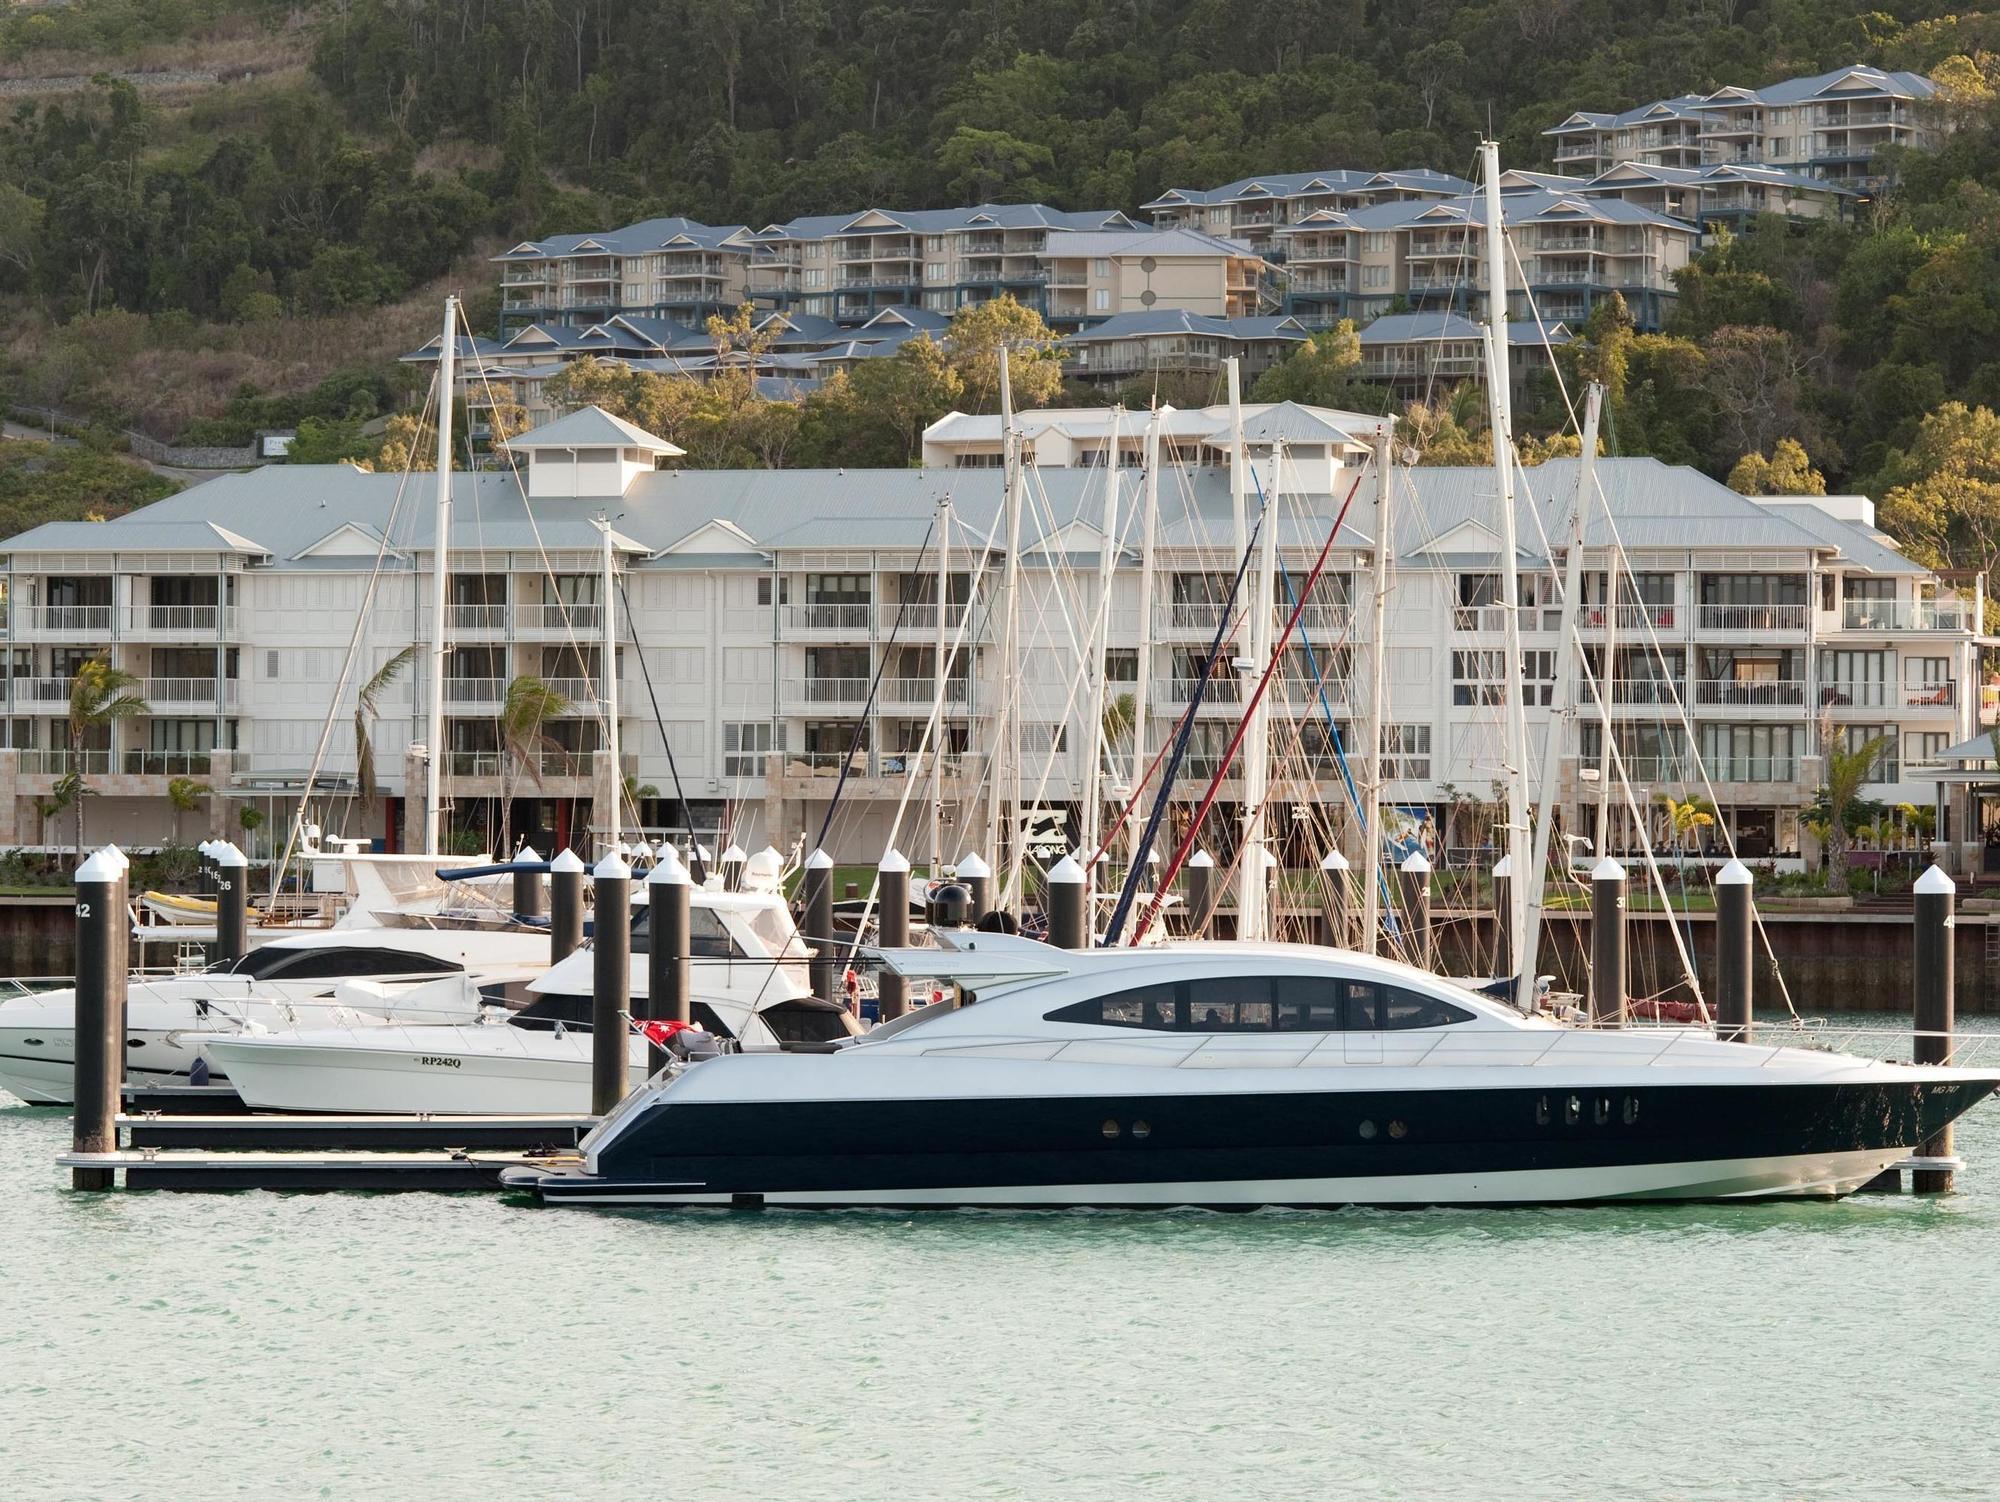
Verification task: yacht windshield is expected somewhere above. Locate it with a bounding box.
[1046,975,1473,1032]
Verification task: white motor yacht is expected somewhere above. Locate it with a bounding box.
[203,887,860,1114]
[506,932,2000,1209]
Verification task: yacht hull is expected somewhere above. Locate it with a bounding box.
[526,1075,1999,1208]
[205,1030,648,1115]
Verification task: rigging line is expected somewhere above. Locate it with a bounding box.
[612,575,691,832]
[1131,462,1372,945]
[1101,498,1273,947]
[812,514,940,857]
[267,377,436,905]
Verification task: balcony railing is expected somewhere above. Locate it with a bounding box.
[891,602,977,633]
[142,677,234,709]
[1694,678,1805,708]
[517,603,604,632]
[1157,602,1234,632]
[1696,603,1807,632]
[19,605,114,635]
[1578,604,1676,631]
[1603,677,1689,707]
[880,678,970,707]
[447,604,509,632]
[131,605,234,635]
[1816,679,1955,710]
[783,676,871,706]
[445,751,501,777]
[1166,675,1244,704]
[16,748,112,775]
[441,677,506,706]
[1839,599,1970,632]
[122,749,213,776]
[1452,605,1564,633]
[1610,753,1801,785]
[13,676,74,704]
[784,604,872,633]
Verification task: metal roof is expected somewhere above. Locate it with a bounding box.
[500,405,684,454]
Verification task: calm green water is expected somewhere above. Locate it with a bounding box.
[3,1017,1998,1501]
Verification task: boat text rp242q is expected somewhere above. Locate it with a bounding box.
[504,934,2000,1210]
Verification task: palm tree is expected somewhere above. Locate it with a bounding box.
[353,645,416,816]
[1821,727,1893,892]
[1653,792,1717,885]
[498,675,569,855]
[165,776,209,846]
[66,659,148,857]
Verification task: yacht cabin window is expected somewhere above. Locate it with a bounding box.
[1049,976,1473,1032]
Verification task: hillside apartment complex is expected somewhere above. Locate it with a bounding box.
[1,403,1986,877]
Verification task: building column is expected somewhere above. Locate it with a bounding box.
[402,746,425,854]
[0,749,19,846]
[205,750,234,841]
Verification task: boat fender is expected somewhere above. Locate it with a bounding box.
[190,1055,210,1088]
[976,910,1019,935]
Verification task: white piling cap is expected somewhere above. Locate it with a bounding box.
[1048,854,1085,884]
[76,848,122,883]
[1592,856,1627,882]
[879,847,910,874]
[1716,858,1754,887]
[697,844,714,862]
[1320,849,1350,872]
[1258,847,1280,869]
[1491,854,1513,878]
[549,849,585,875]
[516,844,543,864]
[955,851,991,879]
[593,851,631,880]
[1915,864,1957,896]
[1400,850,1431,875]
[630,841,655,863]
[647,846,689,885]
[722,844,747,864]
[805,847,834,870]
[1188,849,1214,868]
[213,841,247,868]
[197,838,216,857]
[101,844,130,873]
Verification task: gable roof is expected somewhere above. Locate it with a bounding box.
[500,406,684,455]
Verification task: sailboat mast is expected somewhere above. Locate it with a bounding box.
[1479,140,1534,1007]
[930,493,950,875]
[1081,409,1121,875]
[1517,382,1603,1002]
[1128,407,1161,868]
[1239,436,1280,941]
[598,512,620,857]
[423,294,456,859]
[996,350,1025,913]
[1362,424,1393,952]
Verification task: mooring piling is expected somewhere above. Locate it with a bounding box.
[1186,849,1216,936]
[1047,853,1088,950]
[1715,858,1753,1042]
[801,847,836,1002]
[1590,856,1627,1027]
[957,850,992,925]
[1318,849,1351,949]
[213,840,248,964]
[877,848,910,1021]
[72,848,128,1191]
[549,849,585,964]
[590,851,632,1115]
[1490,852,1513,978]
[1398,850,1432,971]
[513,844,545,920]
[1912,863,1957,1194]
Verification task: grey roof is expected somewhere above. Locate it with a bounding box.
[0,519,270,555]
[1,418,1913,581]
[493,216,751,262]
[1545,94,1707,135]
[859,305,952,332]
[1143,168,1472,211]
[1696,65,1936,108]
[1358,312,1571,348]
[1228,402,1369,447]
[748,202,1136,244]
[1063,310,1308,345]
[1343,189,1695,234]
[401,334,512,363]
[500,405,683,453]
[1758,503,1927,575]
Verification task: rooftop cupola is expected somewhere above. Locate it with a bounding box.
[501,406,684,500]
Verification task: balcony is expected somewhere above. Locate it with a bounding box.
[129,604,236,638]
[1155,602,1236,635]
[1609,753,1801,785]
[1602,677,1691,707]
[142,677,236,711]
[891,602,983,635]
[447,604,509,634]
[15,605,115,638]
[515,603,608,635]
[1164,675,1244,707]
[445,751,501,778]
[1816,680,1956,711]
[1452,605,1564,633]
[1839,599,1971,632]
[17,749,110,775]
[1577,604,1677,632]
[1693,678,1805,709]
[880,677,971,709]
[12,676,75,705]
[440,677,506,707]
[121,749,214,776]
[782,676,871,707]
[784,603,873,634]
[1696,603,1807,633]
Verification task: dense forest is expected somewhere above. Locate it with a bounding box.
[0,0,1999,572]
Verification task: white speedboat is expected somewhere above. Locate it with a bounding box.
[203,888,861,1114]
[0,926,553,1105]
[507,933,2000,1209]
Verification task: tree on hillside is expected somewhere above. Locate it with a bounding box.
[1248,320,1379,411]
[1727,438,1826,496]
[1876,403,2000,584]
[946,296,1063,410]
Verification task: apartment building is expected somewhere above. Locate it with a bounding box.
[1545,96,1710,176]
[1575,162,1855,229]
[494,217,757,335]
[1276,189,1696,330]
[742,203,1143,324]
[1545,66,1943,189]
[1062,312,1309,388]
[1354,313,1570,403]
[0,406,1977,872]
[1141,169,1473,257]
